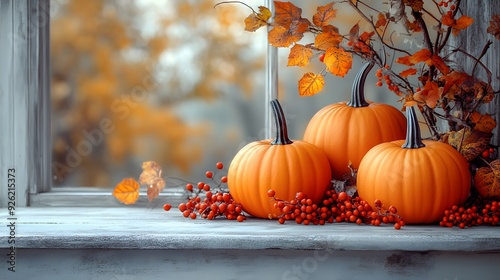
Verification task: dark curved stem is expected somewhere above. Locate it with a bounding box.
[402,106,426,149]
[270,99,293,145]
[347,61,374,108]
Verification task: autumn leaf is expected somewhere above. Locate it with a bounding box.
[112,178,140,205]
[244,6,271,32]
[403,0,423,11]
[298,72,325,97]
[268,19,308,47]
[447,128,492,161]
[312,2,336,27]
[375,13,387,28]
[287,44,313,67]
[273,1,302,28]
[396,49,449,74]
[475,159,500,200]
[406,19,422,32]
[470,112,497,134]
[324,47,352,78]
[399,68,417,78]
[441,14,474,36]
[348,22,360,44]
[359,31,375,43]
[414,81,440,108]
[487,15,500,40]
[139,161,166,202]
[314,29,342,50]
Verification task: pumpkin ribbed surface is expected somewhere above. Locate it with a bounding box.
[227,139,332,218]
[304,102,406,179]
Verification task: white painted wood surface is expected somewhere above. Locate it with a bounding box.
[1,207,500,279]
[0,0,51,208]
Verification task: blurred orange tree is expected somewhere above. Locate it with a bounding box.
[51,0,265,186]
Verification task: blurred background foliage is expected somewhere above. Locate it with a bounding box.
[50,0,403,187]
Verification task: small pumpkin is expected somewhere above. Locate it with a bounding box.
[228,99,332,218]
[357,106,471,224]
[303,62,407,180]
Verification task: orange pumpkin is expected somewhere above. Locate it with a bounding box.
[228,99,332,218]
[357,106,471,224]
[303,62,407,180]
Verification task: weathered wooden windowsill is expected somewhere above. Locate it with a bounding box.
[3,207,500,251]
[2,206,500,279]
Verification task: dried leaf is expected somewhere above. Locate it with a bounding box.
[487,14,500,41]
[359,31,375,43]
[348,22,360,43]
[375,13,387,28]
[414,81,440,108]
[312,2,336,27]
[470,112,497,134]
[396,49,449,74]
[442,14,474,36]
[403,0,424,11]
[314,30,342,50]
[298,72,325,96]
[273,1,302,28]
[475,159,500,200]
[287,44,314,67]
[447,129,492,161]
[324,47,352,78]
[407,19,422,32]
[112,178,140,205]
[139,161,165,201]
[399,68,417,78]
[268,19,307,47]
[244,6,271,32]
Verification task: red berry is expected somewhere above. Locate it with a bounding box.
[319,53,325,63]
[482,150,490,158]
[220,176,228,183]
[205,171,213,179]
[216,162,224,170]
[267,189,276,197]
[163,203,172,211]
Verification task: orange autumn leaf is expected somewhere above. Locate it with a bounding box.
[312,2,336,27]
[441,14,474,36]
[298,72,325,96]
[403,0,423,11]
[470,112,497,134]
[314,30,342,50]
[359,31,375,43]
[139,161,166,202]
[475,159,500,200]
[406,19,422,32]
[414,81,440,108]
[375,13,387,28]
[268,19,308,47]
[273,1,302,28]
[287,44,314,67]
[112,178,140,205]
[324,47,352,77]
[487,14,500,41]
[399,68,417,78]
[244,6,272,32]
[396,49,449,74]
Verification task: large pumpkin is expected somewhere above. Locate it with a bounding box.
[357,106,471,224]
[303,62,407,180]
[228,99,332,218]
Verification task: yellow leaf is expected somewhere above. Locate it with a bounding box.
[298,72,325,97]
[447,129,492,161]
[287,44,313,67]
[244,6,271,32]
[268,19,307,47]
[324,47,352,77]
[112,178,140,205]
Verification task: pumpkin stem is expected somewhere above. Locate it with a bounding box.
[270,99,293,145]
[347,61,374,108]
[402,106,426,149]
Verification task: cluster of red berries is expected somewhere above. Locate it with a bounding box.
[163,162,246,222]
[439,200,500,229]
[375,67,402,95]
[267,189,405,230]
